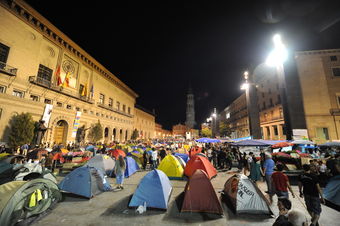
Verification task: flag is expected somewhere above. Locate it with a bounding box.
[62,72,70,88]
[81,82,88,96]
[90,84,94,98]
[55,65,62,86]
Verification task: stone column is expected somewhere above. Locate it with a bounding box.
[278,124,283,140]
[262,127,267,140]
[269,126,274,140]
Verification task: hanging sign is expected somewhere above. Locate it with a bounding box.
[42,104,53,127]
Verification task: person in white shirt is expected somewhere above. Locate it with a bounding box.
[151,148,158,169]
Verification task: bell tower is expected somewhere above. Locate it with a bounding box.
[185,85,196,129]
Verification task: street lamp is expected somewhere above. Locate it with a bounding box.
[266,34,292,140]
[211,108,218,138]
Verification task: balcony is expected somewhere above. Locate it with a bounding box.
[97,103,133,118]
[330,108,340,116]
[29,76,93,104]
[0,61,18,76]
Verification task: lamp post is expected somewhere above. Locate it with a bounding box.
[241,71,262,139]
[266,34,292,140]
[211,108,217,138]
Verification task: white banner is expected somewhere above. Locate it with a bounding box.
[42,104,53,127]
[293,129,309,140]
[71,111,82,138]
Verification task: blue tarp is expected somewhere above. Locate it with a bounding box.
[319,142,340,147]
[195,138,221,143]
[232,139,270,146]
[173,153,189,163]
[323,175,340,206]
[125,156,140,178]
[129,169,172,209]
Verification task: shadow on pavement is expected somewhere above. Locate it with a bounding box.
[60,192,91,202]
[101,195,166,217]
[162,192,224,223]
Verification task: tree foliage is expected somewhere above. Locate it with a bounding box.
[88,120,103,143]
[8,113,35,148]
[131,129,139,140]
[201,127,212,137]
[219,121,233,137]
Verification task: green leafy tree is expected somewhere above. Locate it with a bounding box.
[131,129,139,140]
[8,113,35,148]
[201,127,212,137]
[88,120,103,143]
[219,121,233,137]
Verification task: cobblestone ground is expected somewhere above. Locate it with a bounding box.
[34,169,340,226]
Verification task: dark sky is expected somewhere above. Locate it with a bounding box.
[25,0,340,130]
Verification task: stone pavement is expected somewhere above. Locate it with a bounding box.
[34,169,340,226]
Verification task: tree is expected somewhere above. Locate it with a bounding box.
[201,127,212,137]
[219,121,233,137]
[8,113,35,148]
[131,129,139,140]
[88,120,103,143]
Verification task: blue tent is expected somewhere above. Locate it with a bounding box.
[173,153,189,163]
[129,169,172,209]
[59,166,111,198]
[323,175,340,206]
[125,156,140,178]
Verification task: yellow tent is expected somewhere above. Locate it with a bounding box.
[157,155,184,179]
[60,149,69,154]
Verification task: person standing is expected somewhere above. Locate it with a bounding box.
[298,164,325,226]
[272,163,295,199]
[263,153,275,202]
[151,148,158,169]
[249,157,263,185]
[114,155,126,190]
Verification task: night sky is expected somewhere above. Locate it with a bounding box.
[24,0,340,130]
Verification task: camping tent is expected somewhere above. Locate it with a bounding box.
[129,169,172,210]
[173,153,189,163]
[174,155,186,169]
[59,166,111,198]
[323,175,340,207]
[14,163,57,183]
[84,154,115,176]
[109,149,126,159]
[157,155,184,179]
[125,156,140,178]
[184,155,217,179]
[181,169,223,215]
[221,174,273,215]
[0,178,62,226]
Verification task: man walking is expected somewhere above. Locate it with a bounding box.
[272,163,295,199]
[298,164,325,226]
[263,153,275,202]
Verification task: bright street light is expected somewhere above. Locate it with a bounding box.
[212,113,217,118]
[240,82,249,90]
[244,71,249,80]
[266,34,288,67]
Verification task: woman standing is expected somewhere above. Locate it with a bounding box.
[114,155,126,190]
[249,157,263,185]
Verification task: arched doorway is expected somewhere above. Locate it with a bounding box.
[104,127,109,138]
[120,129,123,141]
[125,130,128,141]
[113,128,116,141]
[54,120,68,145]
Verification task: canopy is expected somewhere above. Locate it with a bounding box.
[272,142,293,148]
[291,140,315,145]
[232,140,270,147]
[195,138,220,143]
[319,142,340,147]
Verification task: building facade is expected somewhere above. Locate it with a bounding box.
[134,106,155,140]
[0,0,155,145]
[154,123,172,139]
[172,123,187,137]
[221,49,340,143]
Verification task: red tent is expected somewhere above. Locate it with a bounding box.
[181,169,223,215]
[188,146,201,158]
[184,155,217,179]
[109,149,126,159]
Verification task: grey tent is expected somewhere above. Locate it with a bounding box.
[14,162,57,183]
[84,154,115,176]
[0,178,62,226]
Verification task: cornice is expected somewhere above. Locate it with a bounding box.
[296,48,340,56]
[0,0,138,99]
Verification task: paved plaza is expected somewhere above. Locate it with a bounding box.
[34,169,340,226]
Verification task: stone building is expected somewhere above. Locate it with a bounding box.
[172,123,187,137]
[134,105,155,140]
[0,0,155,145]
[220,49,340,143]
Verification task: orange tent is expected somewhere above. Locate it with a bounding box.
[181,169,223,215]
[188,146,201,158]
[109,149,126,159]
[184,155,217,179]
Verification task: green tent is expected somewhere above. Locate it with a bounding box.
[0,178,62,226]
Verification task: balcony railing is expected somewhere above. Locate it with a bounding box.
[0,61,18,76]
[29,76,93,104]
[97,103,133,118]
[330,108,340,116]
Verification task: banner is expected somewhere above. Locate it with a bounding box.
[71,111,82,138]
[292,129,309,140]
[42,104,53,127]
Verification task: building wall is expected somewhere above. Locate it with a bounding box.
[0,0,139,145]
[295,50,340,143]
[134,108,155,139]
[172,123,187,137]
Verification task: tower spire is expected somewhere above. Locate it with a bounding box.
[185,84,196,129]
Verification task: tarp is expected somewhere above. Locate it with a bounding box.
[323,175,340,206]
[0,178,62,226]
[184,155,217,179]
[85,154,115,176]
[319,142,340,147]
[195,138,221,143]
[222,174,273,215]
[125,156,140,178]
[157,155,184,179]
[59,166,111,198]
[231,140,270,146]
[181,169,223,215]
[129,169,172,209]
